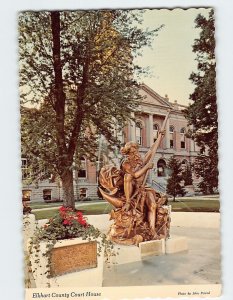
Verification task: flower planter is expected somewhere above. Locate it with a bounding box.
[28,237,104,288]
[23,214,36,252]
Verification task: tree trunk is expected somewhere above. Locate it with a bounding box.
[61,169,75,209]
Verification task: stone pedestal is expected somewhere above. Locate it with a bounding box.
[139,239,165,258]
[109,236,188,266]
[109,244,141,265]
[165,235,188,254]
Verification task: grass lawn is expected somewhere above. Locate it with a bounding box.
[168,199,220,212]
[33,202,114,220]
[32,199,220,220]
[30,199,103,209]
[30,202,63,209]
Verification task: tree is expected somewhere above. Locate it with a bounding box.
[184,9,218,194]
[19,10,161,208]
[192,154,217,194]
[166,156,186,201]
[182,163,193,186]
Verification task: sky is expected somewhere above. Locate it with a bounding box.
[135,8,211,106]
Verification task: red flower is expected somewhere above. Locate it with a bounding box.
[76,211,82,217]
[59,206,66,211]
[63,219,71,225]
[80,219,87,226]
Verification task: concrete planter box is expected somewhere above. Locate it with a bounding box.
[28,237,104,288]
[23,214,36,252]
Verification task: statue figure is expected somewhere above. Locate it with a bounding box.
[99,112,171,245]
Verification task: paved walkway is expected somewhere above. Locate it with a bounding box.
[103,227,221,286]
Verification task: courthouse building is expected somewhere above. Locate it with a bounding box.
[22,84,199,202]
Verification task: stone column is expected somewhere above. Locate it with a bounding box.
[130,112,136,142]
[148,113,154,147]
[190,125,195,152]
[165,115,170,149]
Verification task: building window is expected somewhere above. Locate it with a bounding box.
[78,157,87,178]
[22,190,31,202]
[21,158,30,180]
[157,159,166,177]
[169,126,174,148]
[180,128,186,149]
[136,122,142,145]
[79,188,87,199]
[43,189,52,201]
[153,124,159,143]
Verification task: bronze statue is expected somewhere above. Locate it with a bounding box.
[99,112,171,245]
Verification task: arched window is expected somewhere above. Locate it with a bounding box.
[180,128,186,149]
[136,121,142,145]
[153,124,159,143]
[157,159,166,177]
[78,157,87,178]
[169,125,175,148]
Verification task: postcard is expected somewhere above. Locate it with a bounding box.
[19,7,221,300]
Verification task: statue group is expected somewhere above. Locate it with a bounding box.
[99,114,171,246]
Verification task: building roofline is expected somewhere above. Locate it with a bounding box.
[140,83,172,108]
[140,83,188,111]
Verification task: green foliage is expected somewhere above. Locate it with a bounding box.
[182,164,193,186]
[19,10,161,207]
[193,154,218,194]
[166,156,186,201]
[184,9,218,193]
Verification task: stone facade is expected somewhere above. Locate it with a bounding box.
[22,84,199,202]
